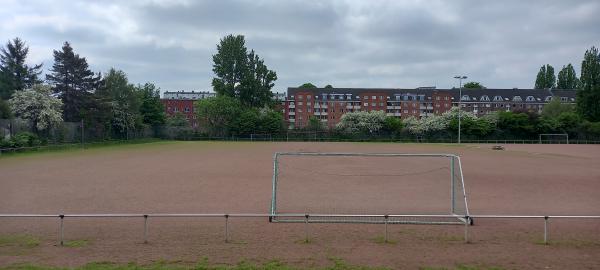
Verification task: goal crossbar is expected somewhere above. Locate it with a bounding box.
[269,152,470,225]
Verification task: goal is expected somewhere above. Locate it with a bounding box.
[269,152,470,225]
[539,133,569,144]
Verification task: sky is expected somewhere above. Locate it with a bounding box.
[1,0,599,94]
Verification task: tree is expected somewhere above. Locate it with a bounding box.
[137,83,165,127]
[8,84,62,132]
[238,50,277,107]
[195,95,242,136]
[463,82,485,89]
[46,41,101,122]
[541,98,574,119]
[299,83,317,88]
[0,99,11,119]
[211,35,277,108]
[96,69,141,135]
[534,64,556,89]
[382,117,403,135]
[307,116,324,131]
[557,64,579,89]
[166,112,190,127]
[324,84,333,88]
[577,46,600,121]
[0,38,43,99]
[336,111,387,134]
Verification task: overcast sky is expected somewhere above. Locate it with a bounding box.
[1,0,599,93]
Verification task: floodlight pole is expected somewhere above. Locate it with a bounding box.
[454,76,467,144]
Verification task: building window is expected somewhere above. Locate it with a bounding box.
[298,101,303,106]
[307,95,311,100]
[493,96,503,102]
[371,103,376,106]
[526,96,535,102]
[364,102,368,106]
[298,95,303,100]
[513,96,522,102]
[372,96,376,100]
[184,107,190,112]
[561,97,568,102]
[364,96,369,100]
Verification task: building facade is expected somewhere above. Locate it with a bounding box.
[285,87,576,129]
[161,91,216,128]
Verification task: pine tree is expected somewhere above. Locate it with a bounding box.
[557,64,579,89]
[577,46,600,121]
[0,37,43,99]
[46,42,101,121]
[534,64,556,89]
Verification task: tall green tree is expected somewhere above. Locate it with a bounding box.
[0,38,43,99]
[137,83,165,127]
[195,95,243,136]
[324,84,333,88]
[535,64,556,89]
[96,69,141,135]
[299,83,317,88]
[211,35,277,108]
[463,82,485,89]
[0,99,11,119]
[557,64,579,89]
[46,41,101,122]
[577,46,600,121]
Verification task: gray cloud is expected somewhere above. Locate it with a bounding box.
[1,0,598,93]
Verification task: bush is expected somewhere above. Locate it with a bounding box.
[10,132,42,148]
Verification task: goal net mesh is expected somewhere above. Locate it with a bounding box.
[270,153,469,224]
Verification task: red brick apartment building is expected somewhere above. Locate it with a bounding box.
[285,87,576,129]
[160,91,216,128]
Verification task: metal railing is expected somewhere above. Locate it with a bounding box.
[1,213,598,245]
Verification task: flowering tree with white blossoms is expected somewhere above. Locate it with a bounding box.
[336,110,387,134]
[8,84,63,132]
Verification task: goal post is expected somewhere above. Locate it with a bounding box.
[269,152,470,225]
[539,133,569,144]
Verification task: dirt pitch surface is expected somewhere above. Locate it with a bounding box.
[1,142,599,269]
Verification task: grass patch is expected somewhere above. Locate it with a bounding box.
[63,239,89,248]
[371,235,397,245]
[420,265,505,270]
[0,259,394,270]
[294,238,312,244]
[0,234,40,248]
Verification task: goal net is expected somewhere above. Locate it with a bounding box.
[539,133,569,144]
[270,152,470,225]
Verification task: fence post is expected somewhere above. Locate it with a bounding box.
[59,214,64,246]
[384,215,389,243]
[464,215,469,243]
[544,216,549,245]
[143,215,148,244]
[304,214,309,242]
[225,214,229,243]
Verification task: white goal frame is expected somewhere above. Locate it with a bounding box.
[539,133,569,144]
[269,152,471,225]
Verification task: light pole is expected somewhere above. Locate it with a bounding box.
[453,75,467,144]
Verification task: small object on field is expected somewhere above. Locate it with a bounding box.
[492,145,505,150]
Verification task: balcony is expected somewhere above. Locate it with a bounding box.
[288,104,295,108]
[288,112,295,115]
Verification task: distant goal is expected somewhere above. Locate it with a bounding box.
[539,133,569,144]
[269,152,470,225]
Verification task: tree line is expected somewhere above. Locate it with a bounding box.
[1,35,599,145]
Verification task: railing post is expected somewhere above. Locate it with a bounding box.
[384,215,389,243]
[143,215,148,244]
[225,214,229,243]
[464,215,469,243]
[59,214,64,246]
[304,214,309,242]
[544,216,549,245]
